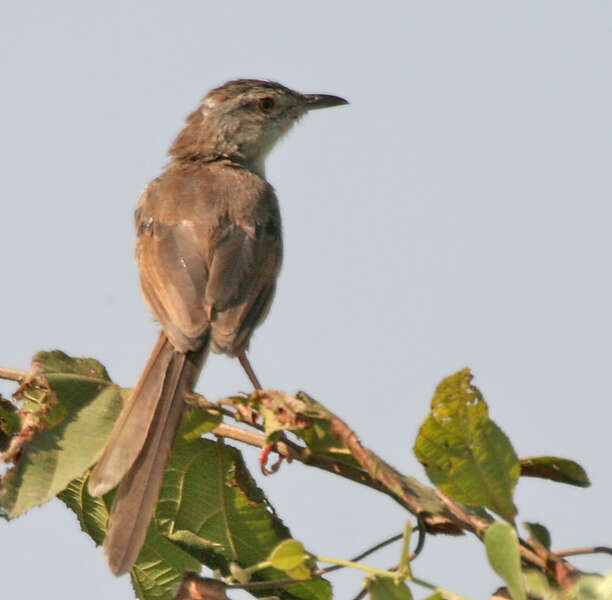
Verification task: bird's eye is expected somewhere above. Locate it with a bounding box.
[257,97,275,113]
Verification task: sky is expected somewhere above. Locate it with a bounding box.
[1,2,611,599]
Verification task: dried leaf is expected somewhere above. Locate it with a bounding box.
[520,456,589,487]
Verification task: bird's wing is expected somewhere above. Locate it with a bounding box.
[135,169,281,354]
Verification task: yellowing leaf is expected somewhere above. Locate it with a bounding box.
[414,370,519,522]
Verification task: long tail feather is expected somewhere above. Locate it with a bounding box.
[88,333,175,496]
[88,332,207,575]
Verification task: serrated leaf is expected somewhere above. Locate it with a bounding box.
[414,369,519,522]
[523,522,551,550]
[58,469,202,600]
[0,397,19,452]
[3,351,329,599]
[58,475,111,545]
[0,352,125,516]
[0,397,20,435]
[485,522,527,600]
[367,577,413,599]
[520,456,590,487]
[34,351,111,379]
[130,525,202,600]
[156,436,330,600]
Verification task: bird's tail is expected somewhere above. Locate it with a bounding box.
[88,332,207,575]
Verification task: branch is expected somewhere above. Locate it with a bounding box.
[211,422,406,498]
[256,392,578,587]
[0,366,27,382]
[556,545,612,558]
[319,532,404,575]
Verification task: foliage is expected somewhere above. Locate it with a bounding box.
[0,352,608,600]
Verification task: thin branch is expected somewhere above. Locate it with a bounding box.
[327,411,472,533]
[222,390,577,586]
[410,515,427,562]
[318,532,404,575]
[351,587,368,600]
[226,577,309,591]
[211,422,409,500]
[434,491,491,539]
[304,403,577,585]
[556,546,612,558]
[0,366,27,382]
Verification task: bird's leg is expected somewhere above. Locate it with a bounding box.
[237,351,284,474]
[238,351,262,390]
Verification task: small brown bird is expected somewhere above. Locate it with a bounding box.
[87,79,347,575]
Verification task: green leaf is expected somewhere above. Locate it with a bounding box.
[0,351,125,516]
[58,475,111,545]
[285,562,314,581]
[58,471,202,600]
[2,351,328,599]
[156,436,330,600]
[523,570,556,599]
[523,522,551,550]
[485,522,527,600]
[422,594,445,600]
[179,404,222,441]
[229,562,252,585]
[131,525,202,600]
[367,577,413,599]
[0,397,20,435]
[268,539,315,581]
[0,397,20,452]
[414,369,519,522]
[520,456,590,487]
[569,574,612,600]
[269,539,311,571]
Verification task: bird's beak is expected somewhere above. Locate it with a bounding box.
[302,93,349,110]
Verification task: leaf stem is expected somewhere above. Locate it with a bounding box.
[317,556,396,578]
[399,520,412,575]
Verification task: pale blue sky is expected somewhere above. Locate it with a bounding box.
[1,2,611,599]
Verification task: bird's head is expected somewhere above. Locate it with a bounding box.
[169,79,347,174]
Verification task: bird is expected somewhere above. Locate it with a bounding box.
[87,79,347,575]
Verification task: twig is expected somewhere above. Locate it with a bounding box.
[211,422,414,501]
[325,411,464,534]
[226,577,309,591]
[351,587,368,600]
[435,491,491,539]
[318,532,404,575]
[0,366,27,382]
[556,546,612,558]
[410,515,426,562]
[323,408,578,585]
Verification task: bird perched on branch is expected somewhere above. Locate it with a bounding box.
[87,78,347,575]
